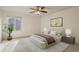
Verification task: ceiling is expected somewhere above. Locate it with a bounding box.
[0,6,74,16]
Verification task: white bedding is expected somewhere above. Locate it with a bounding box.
[29,34,61,49]
[13,38,69,52]
[30,35,47,49]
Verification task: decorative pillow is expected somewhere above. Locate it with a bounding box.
[49,30,57,35]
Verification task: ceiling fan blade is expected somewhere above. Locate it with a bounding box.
[41,11,47,13]
[29,6,48,15]
[30,8,36,10]
[36,6,40,8]
[41,7,45,9]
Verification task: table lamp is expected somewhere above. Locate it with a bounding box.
[65,29,71,37]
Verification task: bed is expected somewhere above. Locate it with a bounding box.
[13,38,69,52]
[29,28,65,49]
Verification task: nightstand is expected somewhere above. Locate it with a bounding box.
[61,36,75,44]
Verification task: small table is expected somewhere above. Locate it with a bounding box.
[61,36,75,44]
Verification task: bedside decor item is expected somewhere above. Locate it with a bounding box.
[65,29,71,37]
[43,27,48,34]
[4,24,14,40]
[50,17,63,27]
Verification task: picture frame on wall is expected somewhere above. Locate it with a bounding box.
[50,17,63,27]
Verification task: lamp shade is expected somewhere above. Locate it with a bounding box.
[65,29,71,37]
[43,27,47,34]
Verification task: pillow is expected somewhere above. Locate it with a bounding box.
[49,30,57,35]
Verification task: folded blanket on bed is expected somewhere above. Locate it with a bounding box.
[35,34,55,44]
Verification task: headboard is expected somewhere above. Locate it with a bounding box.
[48,28,65,36]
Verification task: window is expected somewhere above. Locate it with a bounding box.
[8,16,22,31]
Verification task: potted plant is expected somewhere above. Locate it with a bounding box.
[4,24,14,40]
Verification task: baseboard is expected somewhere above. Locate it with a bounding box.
[13,35,30,39]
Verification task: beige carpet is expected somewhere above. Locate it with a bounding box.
[63,43,79,52]
[0,38,79,52]
[0,39,19,52]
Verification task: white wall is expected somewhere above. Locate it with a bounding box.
[41,7,79,43]
[2,10,41,39]
[0,10,2,42]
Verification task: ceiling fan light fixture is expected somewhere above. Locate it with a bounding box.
[29,6,47,15]
[35,11,41,15]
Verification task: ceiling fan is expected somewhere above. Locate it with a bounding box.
[29,6,47,15]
